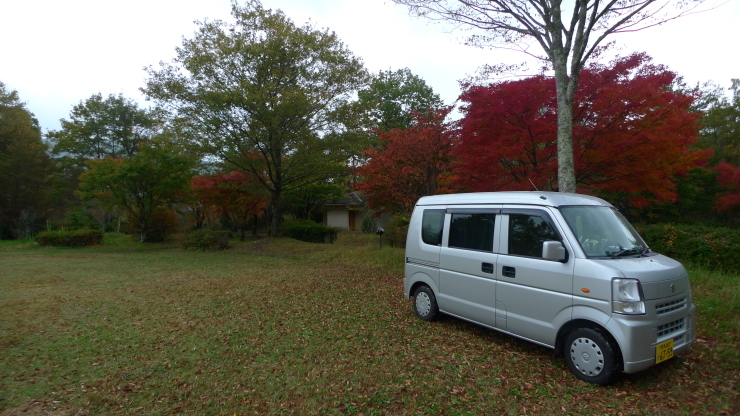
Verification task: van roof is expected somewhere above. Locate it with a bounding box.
[415,191,612,208]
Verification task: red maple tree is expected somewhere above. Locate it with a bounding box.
[191,171,269,239]
[455,53,711,207]
[357,108,458,213]
[715,162,740,214]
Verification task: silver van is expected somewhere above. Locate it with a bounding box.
[404,191,695,385]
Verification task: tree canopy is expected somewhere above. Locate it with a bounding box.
[0,82,54,239]
[696,79,740,165]
[143,0,368,236]
[357,108,457,213]
[49,93,158,162]
[392,0,710,193]
[78,143,193,242]
[358,68,444,131]
[455,53,710,207]
[191,171,269,240]
[282,181,345,222]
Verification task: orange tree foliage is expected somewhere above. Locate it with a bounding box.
[191,171,269,239]
[357,108,457,213]
[455,53,710,208]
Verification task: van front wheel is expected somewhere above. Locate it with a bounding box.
[564,328,617,385]
[413,286,439,322]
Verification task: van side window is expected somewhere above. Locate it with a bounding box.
[421,210,445,246]
[449,213,496,252]
[509,214,559,258]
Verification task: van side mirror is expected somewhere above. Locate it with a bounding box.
[542,241,566,261]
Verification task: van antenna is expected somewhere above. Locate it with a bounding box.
[528,178,539,191]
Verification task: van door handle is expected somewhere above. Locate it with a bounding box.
[502,266,516,278]
[481,262,494,274]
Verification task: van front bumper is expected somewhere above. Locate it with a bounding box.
[605,302,696,374]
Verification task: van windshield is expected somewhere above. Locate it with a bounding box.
[560,206,649,258]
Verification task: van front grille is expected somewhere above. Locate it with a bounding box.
[656,298,686,315]
[657,318,685,338]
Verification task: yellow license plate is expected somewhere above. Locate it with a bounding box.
[656,339,674,364]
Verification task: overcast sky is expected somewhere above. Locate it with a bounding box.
[1,0,737,133]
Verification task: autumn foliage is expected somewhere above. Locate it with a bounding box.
[455,53,711,207]
[715,162,740,213]
[357,109,457,213]
[191,171,269,239]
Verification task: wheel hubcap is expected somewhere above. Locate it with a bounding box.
[570,337,604,376]
[416,292,431,316]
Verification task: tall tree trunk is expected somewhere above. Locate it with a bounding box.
[139,221,147,243]
[269,191,281,237]
[552,51,577,194]
[556,92,576,193]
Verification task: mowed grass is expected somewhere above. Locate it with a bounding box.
[0,233,738,415]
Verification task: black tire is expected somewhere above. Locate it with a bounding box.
[412,286,439,321]
[563,328,618,385]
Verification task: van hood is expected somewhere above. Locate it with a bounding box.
[591,254,689,300]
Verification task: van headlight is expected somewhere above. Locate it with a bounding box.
[612,278,645,315]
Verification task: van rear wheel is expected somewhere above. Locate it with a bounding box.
[564,328,617,385]
[413,286,439,322]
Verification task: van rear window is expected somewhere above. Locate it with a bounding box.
[421,210,445,246]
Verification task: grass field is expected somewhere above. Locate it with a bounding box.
[1,233,738,415]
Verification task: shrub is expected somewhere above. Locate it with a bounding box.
[361,213,378,233]
[283,220,337,243]
[384,214,410,248]
[126,209,180,242]
[637,223,740,272]
[181,229,230,251]
[63,209,99,231]
[147,209,180,242]
[36,229,103,247]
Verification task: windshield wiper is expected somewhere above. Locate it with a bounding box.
[609,247,643,258]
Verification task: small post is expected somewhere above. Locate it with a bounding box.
[376,227,385,248]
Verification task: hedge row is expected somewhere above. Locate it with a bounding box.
[36,229,103,247]
[283,220,337,244]
[637,223,740,271]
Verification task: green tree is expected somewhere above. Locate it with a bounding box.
[632,168,720,224]
[46,93,161,231]
[392,0,711,193]
[283,181,345,221]
[636,79,739,225]
[143,1,368,236]
[358,68,444,131]
[697,79,740,165]
[77,143,193,242]
[0,82,54,239]
[49,93,158,162]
